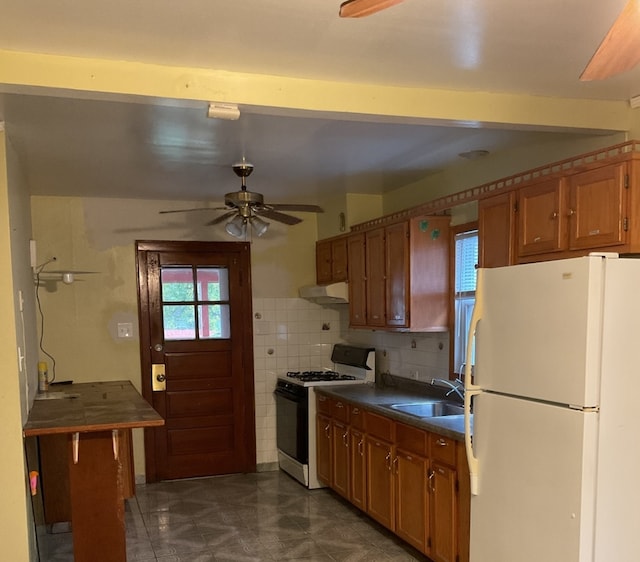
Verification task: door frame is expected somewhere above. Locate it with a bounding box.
[135,240,256,482]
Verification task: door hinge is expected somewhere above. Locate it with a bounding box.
[624,217,629,232]
[625,174,630,189]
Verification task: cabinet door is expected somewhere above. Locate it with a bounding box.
[347,233,367,327]
[350,429,366,511]
[316,240,333,285]
[430,461,458,562]
[479,191,517,268]
[366,437,394,530]
[365,228,386,327]
[316,414,332,486]
[331,421,350,499]
[385,221,409,327]
[395,450,428,554]
[567,163,627,250]
[517,178,565,256]
[331,237,348,282]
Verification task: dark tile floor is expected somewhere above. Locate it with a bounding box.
[37,471,430,561]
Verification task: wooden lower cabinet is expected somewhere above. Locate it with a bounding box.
[365,436,395,529]
[316,394,470,562]
[395,449,428,553]
[430,460,458,562]
[316,413,332,486]
[331,420,350,499]
[350,429,367,511]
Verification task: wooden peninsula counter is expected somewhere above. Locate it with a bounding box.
[23,380,164,562]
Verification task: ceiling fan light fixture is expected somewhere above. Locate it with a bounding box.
[225,214,247,238]
[339,0,405,18]
[250,216,270,237]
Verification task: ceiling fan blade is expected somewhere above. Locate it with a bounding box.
[257,209,303,225]
[580,0,640,80]
[159,206,227,215]
[339,0,405,18]
[205,211,237,226]
[268,203,324,213]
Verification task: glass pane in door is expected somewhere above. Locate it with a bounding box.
[161,267,194,301]
[163,304,196,340]
[196,268,229,301]
[198,304,231,339]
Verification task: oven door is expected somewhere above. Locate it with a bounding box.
[273,382,309,464]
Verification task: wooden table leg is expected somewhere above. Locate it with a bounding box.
[68,431,126,562]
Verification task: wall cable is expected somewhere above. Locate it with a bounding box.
[34,258,57,383]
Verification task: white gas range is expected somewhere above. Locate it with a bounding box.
[274,344,375,488]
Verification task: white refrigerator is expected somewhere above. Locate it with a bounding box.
[463,254,640,562]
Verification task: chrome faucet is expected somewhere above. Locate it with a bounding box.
[431,378,465,401]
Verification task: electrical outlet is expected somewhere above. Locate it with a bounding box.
[117,322,134,339]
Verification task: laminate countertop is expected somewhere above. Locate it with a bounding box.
[313,383,472,442]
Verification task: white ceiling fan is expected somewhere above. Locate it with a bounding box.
[580,0,640,80]
[160,161,323,239]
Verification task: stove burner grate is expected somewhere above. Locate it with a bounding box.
[286,370,357,382]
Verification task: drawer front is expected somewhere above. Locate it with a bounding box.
[332,399,350,423]
[350,404,366,430]
[429,432,457,466]
[366,411,394,441]
[317,393,332,415]
[395,422,427,457]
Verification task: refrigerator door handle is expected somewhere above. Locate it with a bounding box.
[464,268,485,496]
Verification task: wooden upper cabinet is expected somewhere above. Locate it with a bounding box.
[478,191,517,268]
[514,162,629,260]
[567,163,627,250]
[407,215,450,332]
[347,233,367,327]
[315,239,333,284]
[348,216,449,331]
[331,237,348,281]
[365,228,387,327]
[385,221,410,327]
[315,235,349,285]
[517,178,565,256]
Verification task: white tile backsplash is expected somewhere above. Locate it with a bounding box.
[252,296,450,464]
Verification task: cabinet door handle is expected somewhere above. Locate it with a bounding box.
[567,208,575,217]
[358,439,364,456]
[428,469,436,492]
[385,451,392,470]
[393,457,398,474]
[550,211,559,219]
[324,424,331,438]
[342,432,349,446]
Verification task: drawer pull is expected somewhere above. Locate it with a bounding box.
[335,402,344,409]
[352,407,360,414]
[436,438,448,447]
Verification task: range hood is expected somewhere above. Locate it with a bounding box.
[299,282,349,304]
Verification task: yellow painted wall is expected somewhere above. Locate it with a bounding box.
[30,194,319,476]
[0,130,33,560]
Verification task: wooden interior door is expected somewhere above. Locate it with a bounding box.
[136,241,256,482]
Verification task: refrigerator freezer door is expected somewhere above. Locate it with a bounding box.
[470,393,597,562]
[475,256,605,407]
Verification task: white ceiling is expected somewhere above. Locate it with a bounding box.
[1,0,639,208]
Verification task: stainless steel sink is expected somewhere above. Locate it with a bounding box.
[388,401,464,417]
